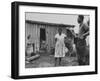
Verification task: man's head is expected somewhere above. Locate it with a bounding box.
[77,15,84,24]
[58,28,62,34]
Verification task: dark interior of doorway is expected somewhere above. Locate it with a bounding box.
[40,28,46,52]
[40,28,46,42]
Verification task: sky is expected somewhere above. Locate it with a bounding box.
[25,12,89,33]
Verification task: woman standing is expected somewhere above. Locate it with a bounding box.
[55,28,67,66]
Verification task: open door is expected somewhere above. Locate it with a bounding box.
[40,28,46,50]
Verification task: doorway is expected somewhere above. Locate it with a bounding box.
[40,28,46,50]
[40,28,46,42]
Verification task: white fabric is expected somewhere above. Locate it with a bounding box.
[54,33,66,57]
[26,46,33,55]
[26,39,33,56]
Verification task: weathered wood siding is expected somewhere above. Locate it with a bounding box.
[26,22,66,53]
[25,23,40,52]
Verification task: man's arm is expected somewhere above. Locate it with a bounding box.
[80,31,89,39]
[80,23,89,39]
[83,31,89,37]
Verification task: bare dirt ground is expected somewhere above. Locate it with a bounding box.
[25,53,78,68]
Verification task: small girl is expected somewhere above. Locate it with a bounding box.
[54,28,67,66]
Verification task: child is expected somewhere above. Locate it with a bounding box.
[54,28,66,66]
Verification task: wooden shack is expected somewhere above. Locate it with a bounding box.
[25,20,74,53]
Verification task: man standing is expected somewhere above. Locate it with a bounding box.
[75,15,89,65]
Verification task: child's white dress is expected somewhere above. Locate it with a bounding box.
[55,33,67,57]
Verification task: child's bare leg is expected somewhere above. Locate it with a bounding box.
[55,58,57,66]
[58,57,61,66]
